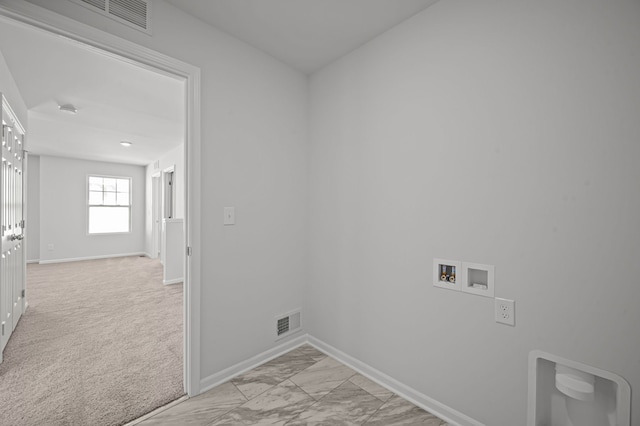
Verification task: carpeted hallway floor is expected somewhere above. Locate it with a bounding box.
[0,256,184,426]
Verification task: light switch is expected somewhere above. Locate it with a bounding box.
[224,207,235,225]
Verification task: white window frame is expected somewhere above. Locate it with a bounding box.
[87,174,132,235]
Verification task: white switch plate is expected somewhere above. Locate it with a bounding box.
[224,207,235,225]
[495,297,515,326]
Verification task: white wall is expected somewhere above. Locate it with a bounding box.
[145,143,184,257]
[16,0,309,378]
[39,155,145,262]
[308,1,640,425]
[0,47,27,126]
[26,154,39,261]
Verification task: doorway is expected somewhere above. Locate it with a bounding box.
[0,2,202,423]
[152,173,161,259]
[163,166,175,220]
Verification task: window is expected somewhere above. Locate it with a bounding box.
[88,176,131,234]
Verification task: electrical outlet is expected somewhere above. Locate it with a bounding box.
[495,297,515,326]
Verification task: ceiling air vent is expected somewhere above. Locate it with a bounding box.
[275,310,301,340]
[109,0,148,30]
[70,0,152,35]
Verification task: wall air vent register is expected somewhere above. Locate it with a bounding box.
[70,0,152,34]
[275,310,301,340]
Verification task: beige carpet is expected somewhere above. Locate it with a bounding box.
[0,256,184,426]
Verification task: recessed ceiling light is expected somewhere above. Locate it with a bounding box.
[120,141,133,147]
[58,104,77,114]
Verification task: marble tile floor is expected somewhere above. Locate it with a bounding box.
[137,344,449,426]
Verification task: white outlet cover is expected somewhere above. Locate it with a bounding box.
[495,297,515,326]
[433,258,462,292]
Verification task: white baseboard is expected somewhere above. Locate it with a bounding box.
[27,259,39,264]
[199,333,308,393]
[197,333,483,426]
[163,278,183,285]
[38,252,147,264]
[307,336,484,426]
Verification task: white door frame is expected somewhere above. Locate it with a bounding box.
[151,172,161,259]
[162,165,176,220]
[0,1,202,396]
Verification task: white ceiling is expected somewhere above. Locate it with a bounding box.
[0,21,184,166]
[0,1,439,165]
[166,0,440,74]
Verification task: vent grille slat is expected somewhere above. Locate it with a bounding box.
[277,317,290,336]
[80,0,106,11]
[109,0,148,29]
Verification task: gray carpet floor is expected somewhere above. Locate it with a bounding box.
[0,256,184,426]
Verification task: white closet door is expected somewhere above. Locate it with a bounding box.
[1,94,26,360]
